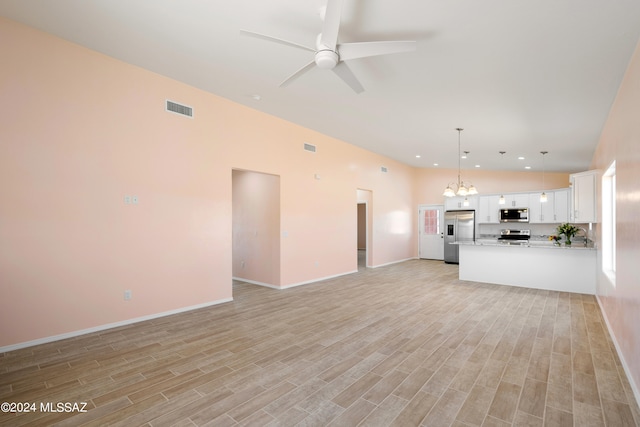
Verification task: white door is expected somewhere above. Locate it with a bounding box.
[419,205,445,260]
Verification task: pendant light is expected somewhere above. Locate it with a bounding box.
[443,128,478,197]
[498,151,506,205]
[540,151,548,203]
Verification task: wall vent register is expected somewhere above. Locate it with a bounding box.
[166,100,193,118]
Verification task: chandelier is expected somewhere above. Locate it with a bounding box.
[443,128,477,197]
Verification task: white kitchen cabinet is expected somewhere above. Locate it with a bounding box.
[444,195,478,211]
[528,189,569,223]
[502,193,529,208]
[570,170,598,223]
[553,188,570,223]
[478,195,501,223]
[529,192,554,223]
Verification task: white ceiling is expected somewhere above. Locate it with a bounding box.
[2,0,640,172]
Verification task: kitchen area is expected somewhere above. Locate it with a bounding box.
[443,170,598,294]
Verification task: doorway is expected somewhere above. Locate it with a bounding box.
[231,169,281,291]
[357,189,372,269]
[419,204,445,260]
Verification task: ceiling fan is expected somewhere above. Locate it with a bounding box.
[241,0,416,93]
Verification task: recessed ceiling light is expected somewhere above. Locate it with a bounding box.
[475,164,480,168]
[518,156,525,160]
[525,166,531,169]
[416,155,421,158]
[251,94,262,101]
[433,163,439,166]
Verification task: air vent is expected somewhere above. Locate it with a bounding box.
[166,100,193,118]
[303,143,317,153]
[381,166,388,173]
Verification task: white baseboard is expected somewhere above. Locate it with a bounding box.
[234,270,360,290]
[370,256,418,268]
[0,297,233,353]
[232,277,280,289]
[281,270,359,289]
[595,294,640,409]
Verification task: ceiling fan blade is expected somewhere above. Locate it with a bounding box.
[332,62,364,94]
[240,30,315,53]
[320,0,343,50]
[280,60,316,87]
[338,41,417,61]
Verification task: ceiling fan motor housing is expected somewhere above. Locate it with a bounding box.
[315,49,339,69]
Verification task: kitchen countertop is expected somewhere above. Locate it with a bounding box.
[454,240,595,250]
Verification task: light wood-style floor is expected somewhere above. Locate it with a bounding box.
[1,259,639,426]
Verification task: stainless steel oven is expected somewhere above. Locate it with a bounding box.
[497,229,530,245]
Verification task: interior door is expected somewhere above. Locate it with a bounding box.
[419,205,445,260]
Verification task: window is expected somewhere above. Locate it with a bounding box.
[602,161,616,284]
[424,209,440,235]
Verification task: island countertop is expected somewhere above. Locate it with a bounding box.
[454,240,595,250]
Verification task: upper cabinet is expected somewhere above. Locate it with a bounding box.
[529,188,569,223]
[570,170,598,223]
[445,195,478,211]
[502,193,529,208]
[445,188,572,224]
[553,188,570,223]
[478,195,501,223]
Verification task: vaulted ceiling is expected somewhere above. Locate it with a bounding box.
[2,0,640,172]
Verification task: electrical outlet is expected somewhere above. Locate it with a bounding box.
[124,290,132,301]
[132,195,138,204]
[124,195,131,204]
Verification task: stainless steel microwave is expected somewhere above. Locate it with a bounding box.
[500,208,529,223]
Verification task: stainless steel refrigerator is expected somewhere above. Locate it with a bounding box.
[444,210,475,264]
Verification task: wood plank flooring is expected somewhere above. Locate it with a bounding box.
[1,259,639,426]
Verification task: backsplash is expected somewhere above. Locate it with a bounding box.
[478,222,593,241]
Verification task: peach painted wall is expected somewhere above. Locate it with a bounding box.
[414,168,570,205]
[0,18,234,348]
[591,39,640,397]
[0,17,417,348]
[232,170,280,286]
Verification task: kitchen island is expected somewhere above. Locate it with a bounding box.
[457,241,596,294]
